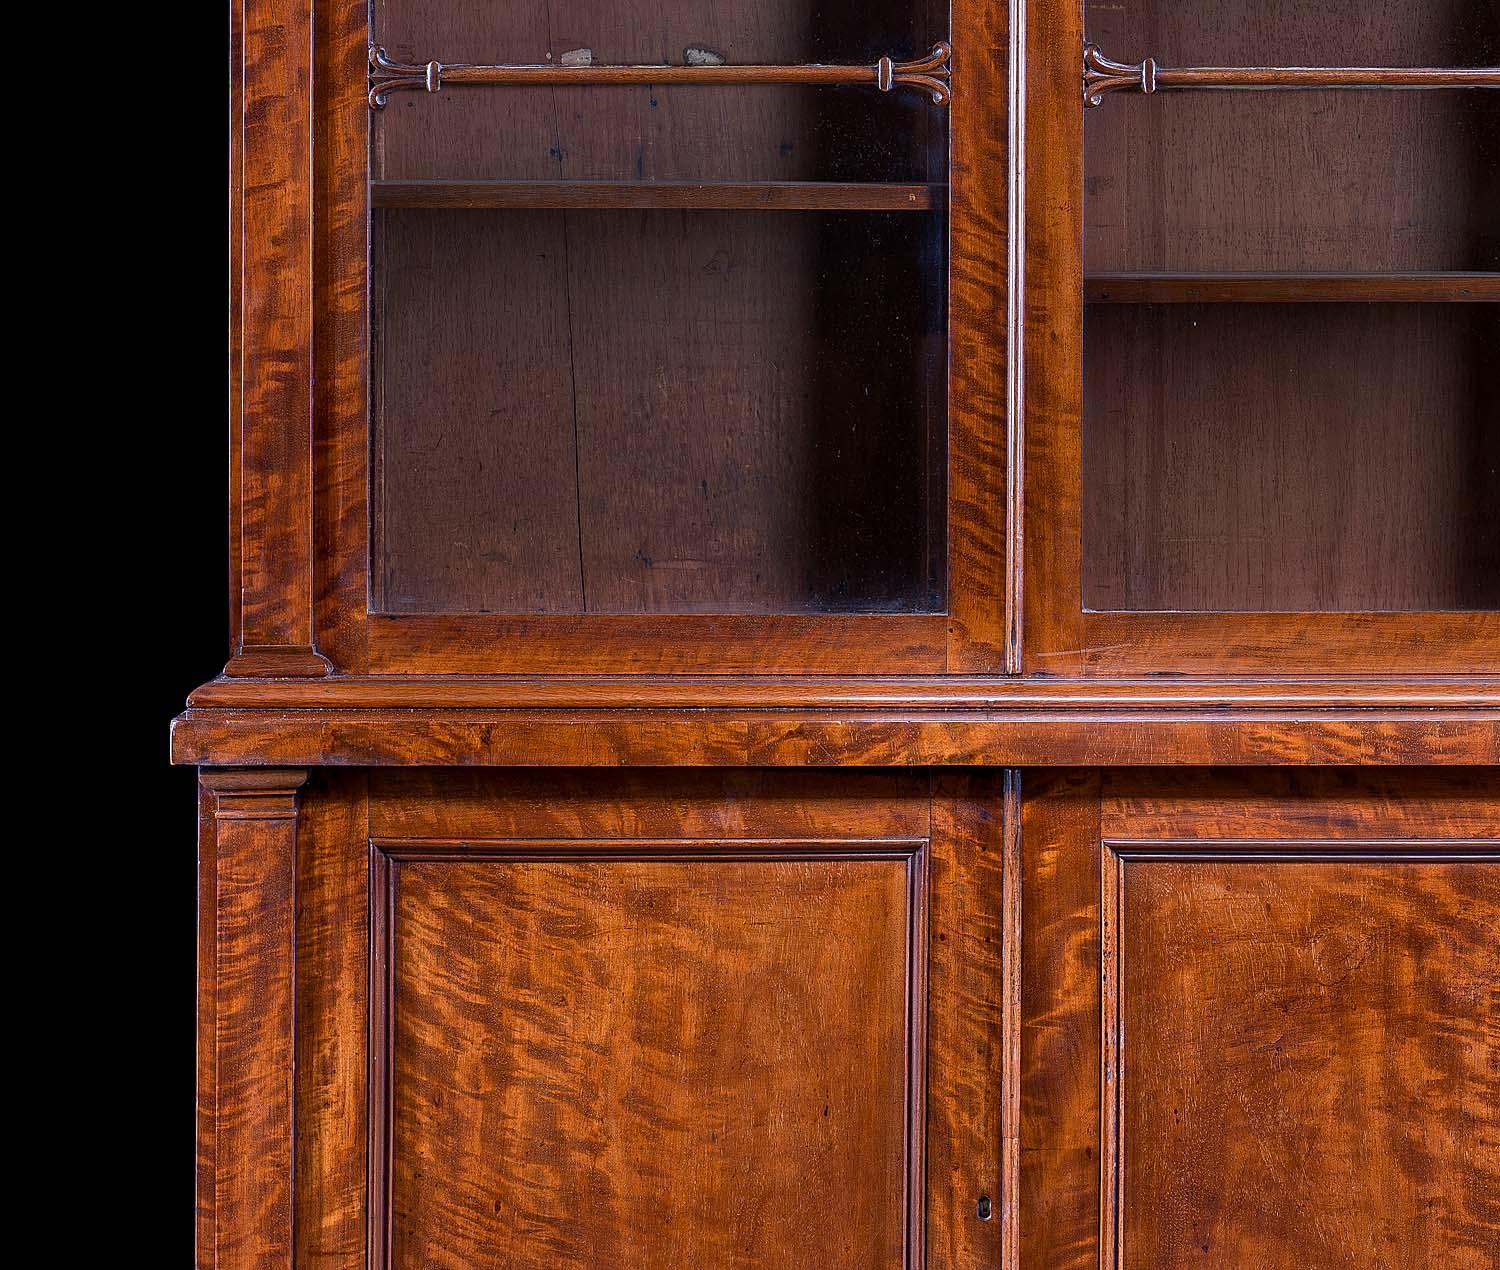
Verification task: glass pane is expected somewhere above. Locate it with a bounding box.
[1081,0,1498,614]
[1083,304,1499,612]
[1084,0,1498,273]
[369,1,951,615]
[373,0,950,182]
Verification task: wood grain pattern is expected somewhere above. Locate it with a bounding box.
[196,781,218,1269]
[1047,613,1500,677]
[1019,0,1087,672]
[294,771,369,1269]
[1022,769,1500,1270]
[1099,767,1500,839]
[1019,769,1101,1270]
[313,0,373,674]
[924,774,1004,1269]
[1106,847,1499,1268]
[946,0,1012,670]
[1025,0,1500,673]
[171,706,1500,769]
[226,0,330,677]
[367,767,933,840]
[199,769,309,1270]
[366,613,951,673]
[185,674,1500,711]
[378,844,920,1268]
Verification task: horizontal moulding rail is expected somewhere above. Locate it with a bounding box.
[1083,42,1500,106]
[369,42,953,109]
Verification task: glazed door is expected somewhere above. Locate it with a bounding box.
[316,0,1010,674]
[287,770,1003,1268]
[1023,0,1500,673]
[1019,769,1499,1268]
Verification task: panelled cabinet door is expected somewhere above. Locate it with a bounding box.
[1023,0,1500,674]
[1019,770,1500,1269]
[308,0,1009,675]
[292,771,1003,1269]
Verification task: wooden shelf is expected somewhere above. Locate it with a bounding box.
[1084,272,1500,304]
[372,180,946,212]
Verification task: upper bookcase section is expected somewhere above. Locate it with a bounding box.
[237,0,1009,677]
[1021,0,1499,676]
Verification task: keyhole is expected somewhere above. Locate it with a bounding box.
[977,1195,992,1221]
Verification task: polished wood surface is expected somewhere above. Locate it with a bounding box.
[1108,850,1497,1267]
[383,849,915,1267]
[1022,769,1500,1270]
[293,771,369,1268]
[198,770,309,1270]
[1024,0,1500,674]
[225,0,330,677]
[262,771,1003,1269]
[194,1,1498,1264]
[174,676,1500,768]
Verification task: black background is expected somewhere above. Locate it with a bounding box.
[81,6,231,1256]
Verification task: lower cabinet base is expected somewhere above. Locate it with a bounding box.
[197,768,1498,1269]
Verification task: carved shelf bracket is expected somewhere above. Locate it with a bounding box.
[370,42,953,110]
[1083,44,1158,105]
[1083,41,1500,107]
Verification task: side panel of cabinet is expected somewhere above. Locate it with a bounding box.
[278,769,1003,1270]
[1020,769,1500,1270]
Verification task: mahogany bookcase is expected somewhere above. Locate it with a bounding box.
[176,0,1498,1265]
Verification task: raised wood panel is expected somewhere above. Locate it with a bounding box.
[1021,770,1500,1270]
[1103,845,1500,1269]
[375,842,923,1268]
[269,771,1001,1270]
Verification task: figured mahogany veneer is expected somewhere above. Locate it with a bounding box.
[172,677,1500,768]
[1022,769,1499,1269]
[230,770,1005,1270]
[192,2,1497,1266]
